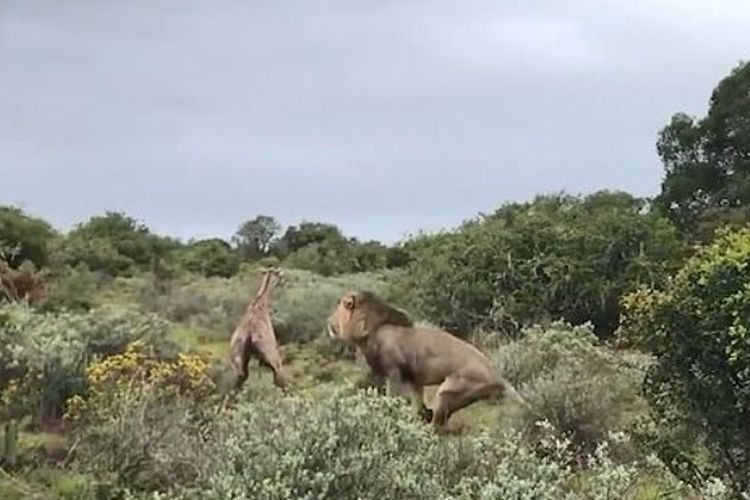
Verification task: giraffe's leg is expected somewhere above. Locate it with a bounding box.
[231,352,249,390]
[254,340,290,390]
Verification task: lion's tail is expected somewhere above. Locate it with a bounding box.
[496,378,531,411]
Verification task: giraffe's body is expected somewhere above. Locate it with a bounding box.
[230,268,289,390]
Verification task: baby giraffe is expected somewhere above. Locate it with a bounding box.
[229,267,290,391]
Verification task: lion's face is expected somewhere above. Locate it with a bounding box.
[327,292,367,343]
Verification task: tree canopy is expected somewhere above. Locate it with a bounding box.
[0,206,56,268]
[399,191,683,337]
[656,61,750,242]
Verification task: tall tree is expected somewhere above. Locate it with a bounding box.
[656,61,750,242]
[174,238,239,277]
[275,221,342,257]
[57,212,179,275]
[0,206,56,268]
[234,215,281,259]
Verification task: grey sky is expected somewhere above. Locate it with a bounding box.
[1,1,749,243]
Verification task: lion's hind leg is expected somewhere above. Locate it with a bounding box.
[430,376,500,431]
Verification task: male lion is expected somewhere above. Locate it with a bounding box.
[327,290,526,431]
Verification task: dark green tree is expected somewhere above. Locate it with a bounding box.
[174,238,239,277]
[656,61,750,242]
[56,212,178,276]
[0,206,56,268]
[624,228,750,494]
[234,215,281,260]
[400,191,684,337]
[275,222,342,257]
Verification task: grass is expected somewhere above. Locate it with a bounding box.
[0,467,94,500]
[0,428,78,500]
[18,431,68,458]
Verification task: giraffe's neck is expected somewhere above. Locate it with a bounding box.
[251,271,274,310]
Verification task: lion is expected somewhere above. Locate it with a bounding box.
[326,290,526,431]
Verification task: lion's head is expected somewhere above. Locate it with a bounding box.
[327,291,413,343]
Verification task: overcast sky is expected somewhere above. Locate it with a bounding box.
[1,1,749,243]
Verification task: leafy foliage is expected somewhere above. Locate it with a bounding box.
[69,390,213,495]
[656,61,750,242]
[38,265,101,312]
[176,390,656,500]
[234,215,281,260]
[65,341,217,492]
[492,322,646,453]
[65,340,216,423]
[0,304,174,423]
[623,228,750,494]
[0,206,57,268]
[55,212,178,276]
[172,238,239,278]
[0,259,47,305]
[400,191,683,337]
[275,221,342,257]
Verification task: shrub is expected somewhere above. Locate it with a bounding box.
[0,260,47,305]
[0,206,56,268]
[623,228,750,495]
[172,239,239,278]
[51,235,135,277]
[54,212,180,277]
[141,274,257,339]
[142,269,394,344]
[175,390,662,500]
[492,322,646,453]
[0,304,174,423]
[66,340,216,422]
[70,391,213,495]
[38,265,102,312]
[66,341,218,493]
[399,191,684,337]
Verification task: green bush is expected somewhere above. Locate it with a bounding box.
[39,265,102,312]
[54,212,180,277]
[399,191,683,337]
[70,390,213,496]
[168,390,664,500]
[140,274,258,340]
[172,239,239,278]
[0,206,57,268]
[0,304,174,423]
[655,61,750,242]
[51,235,135,277]
[623,228,750,495]
[141,269,393,344]
[492,322,646,453]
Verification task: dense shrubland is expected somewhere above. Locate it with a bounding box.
[0,301,697,499]
[1,61,750,499]
[396,191,684,338]
[0,295,738,498]
[624,228,750,493]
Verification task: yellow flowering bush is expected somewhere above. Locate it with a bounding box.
[66,341,216,422]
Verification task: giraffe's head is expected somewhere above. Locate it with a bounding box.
[265,266,285,287]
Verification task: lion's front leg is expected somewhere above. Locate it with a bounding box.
[385,372,432,423]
